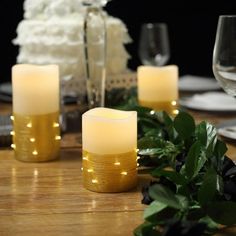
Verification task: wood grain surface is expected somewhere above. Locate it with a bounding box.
[0,103,236,236]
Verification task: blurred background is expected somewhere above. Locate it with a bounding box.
[1,0,236,83]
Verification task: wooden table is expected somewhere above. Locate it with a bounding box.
[0,103,236,236]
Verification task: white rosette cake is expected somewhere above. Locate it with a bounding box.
[13,0,133,96]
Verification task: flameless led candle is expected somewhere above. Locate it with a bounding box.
[137,65,179,115]
[82,107,137,193]
[12,64,60,162]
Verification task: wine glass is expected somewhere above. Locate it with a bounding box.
[138,23,170,66]
[213,15,236,96]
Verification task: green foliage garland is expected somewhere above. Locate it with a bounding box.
[117,99,236,236]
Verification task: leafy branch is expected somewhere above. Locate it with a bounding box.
[117,98,236,236]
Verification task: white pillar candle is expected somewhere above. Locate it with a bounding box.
[82,107,137,193]
[137,65,179,115]
[11,64,60,162]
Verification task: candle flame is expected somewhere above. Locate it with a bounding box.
[92,179,98,184]
[10,131,15,136]
[87,169,93,173]
[11,144,16,149]
[10,116,14,121]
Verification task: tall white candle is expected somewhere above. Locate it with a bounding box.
[82,107,137,193]
[138,65,179,115]
[11,64,60,162]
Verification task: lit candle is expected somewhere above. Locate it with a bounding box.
[137,65,179,115]
[12,64,60,162]
[82,107,137,193]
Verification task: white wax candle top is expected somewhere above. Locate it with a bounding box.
[82,107,137,154]
[12,64,59,115]
[138,65,179,102]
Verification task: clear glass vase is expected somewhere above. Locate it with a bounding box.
[83,0,109,108]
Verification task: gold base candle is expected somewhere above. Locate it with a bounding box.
[82,108,137,193]
[138,65,179,116]
[82,150,137,193]
[12,65,60,162]
[12,112,60,162]
[139,100,179,116]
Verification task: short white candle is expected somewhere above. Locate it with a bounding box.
[82,107,137,192]
[137,65,179,115]
[11,64,60,162]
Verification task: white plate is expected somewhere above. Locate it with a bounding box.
[0,82,12,102]
[217,119,236,141]
[179,75,221,92]
[0,82,12,96]
[180,92,236,112]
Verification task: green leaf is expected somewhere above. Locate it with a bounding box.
[199,216,219,233]
[139,148,163,156]
[173,112,195,139]
[139,139,180,160]
[205,123,217,148]
[138,136,160,149]
[195,150,207,175]
[176,195,189,210]
[214,139,227,158]
[210,140,228,173]
[206,138,215,158]
[206,201,236,225]
[195,122,208,146]
[149,184,182,209]
[195,122,217,150]
[138,117,161,129]
[151,207,178,223]
[133,222,160,236]
[154,111,173,125]
[151,169,188,185]
[177,185,191,198]
[213,140,228,172]
[185,141,202,179]
[188,208,206,221]
[198,168,217,206]
[216,174,224,194]
[144,200,167,221]
[144,129,164,138]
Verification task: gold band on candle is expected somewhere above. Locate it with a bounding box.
[82,108,137,193]
[138,65,179,115]
[82,150,137,192]
[12,112,60,162]
[12,64,60,162]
